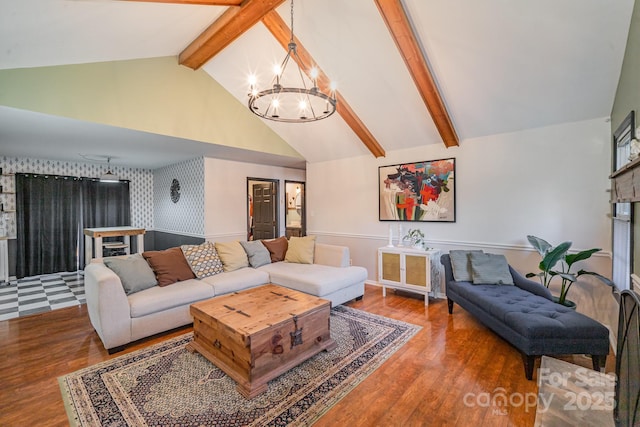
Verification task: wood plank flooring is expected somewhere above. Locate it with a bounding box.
[0,284,614,427]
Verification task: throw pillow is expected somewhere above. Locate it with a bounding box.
[215,241,249,272]
[449,250,484,282]
[104,253,158,295]
[142,247,196,286]
[469,252,514,285]
[285,235,317,264]
[261,236,289,263]
[239,240,271,268]
[181,242,224,279]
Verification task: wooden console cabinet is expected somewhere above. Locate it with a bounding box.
[377,246,442,305]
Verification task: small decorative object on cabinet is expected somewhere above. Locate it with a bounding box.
[377,246,442,305]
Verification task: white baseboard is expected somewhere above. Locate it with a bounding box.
[365,281,446,300]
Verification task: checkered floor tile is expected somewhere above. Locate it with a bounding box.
[0,271,85,321]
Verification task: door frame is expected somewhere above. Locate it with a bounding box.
[247,177,280,241]
[285,180,306,237]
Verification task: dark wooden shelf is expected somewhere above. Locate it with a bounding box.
[610,155,640,179]
[611,157,640,203]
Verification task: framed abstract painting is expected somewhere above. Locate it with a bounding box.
[378,158,456,222]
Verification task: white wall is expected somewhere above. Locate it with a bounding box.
[204,157,305,242]
[307,117,617,335]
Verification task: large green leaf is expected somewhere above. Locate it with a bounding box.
[565,248,600,269]
[527,235,552,256]
[576,270,615,287]
[539,241,572,272]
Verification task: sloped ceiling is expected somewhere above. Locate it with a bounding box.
[0,0,634,169]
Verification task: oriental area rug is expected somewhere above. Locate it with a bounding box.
[59,306,421,427]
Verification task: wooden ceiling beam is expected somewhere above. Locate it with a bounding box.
[124,0,243,5]
[179,0,286,70]
[262,10,386,158]
[374,0,459,148]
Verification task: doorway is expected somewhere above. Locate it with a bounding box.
[285,181,305,238]
[247,178,279,241]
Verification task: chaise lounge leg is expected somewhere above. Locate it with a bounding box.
[447,298,454,314]
[355,295,364,301]
[108,345,125,355]
[522,354,536,380]
[591,354,606,371]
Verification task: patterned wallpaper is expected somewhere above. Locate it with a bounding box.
[153,157,204,236]
[0,156,154,237]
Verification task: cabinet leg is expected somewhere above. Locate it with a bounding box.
[382,286,386,298]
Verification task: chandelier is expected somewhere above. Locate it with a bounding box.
[247,0,337,123]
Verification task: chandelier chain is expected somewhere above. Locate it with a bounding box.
[290,0,294,43]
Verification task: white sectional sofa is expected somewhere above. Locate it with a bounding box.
[84,243,367,353]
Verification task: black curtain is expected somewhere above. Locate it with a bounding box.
[80,179,131,228]
[79,179,131,266]
[15,173,130,278]
[16,174,80,278]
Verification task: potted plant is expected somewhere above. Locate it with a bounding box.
[403,228,426,249]
[526,235,614,308]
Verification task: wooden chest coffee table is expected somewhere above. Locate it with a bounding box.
[186,284,336,398]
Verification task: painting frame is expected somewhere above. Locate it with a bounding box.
[378,158,456,222]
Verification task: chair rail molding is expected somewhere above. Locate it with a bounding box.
[152,228,206,239]
[309,231,612,259]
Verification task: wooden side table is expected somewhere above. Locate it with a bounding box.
[377,246,442,305]
[84,227,145,265]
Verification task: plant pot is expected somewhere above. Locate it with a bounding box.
[552,296,577,310]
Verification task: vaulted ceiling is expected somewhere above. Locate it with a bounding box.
[0,0,634,169]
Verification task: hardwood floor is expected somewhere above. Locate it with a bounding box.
[0,284,614,427]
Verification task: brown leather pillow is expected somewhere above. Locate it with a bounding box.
[142,247,196,286]
[261,236,288,263]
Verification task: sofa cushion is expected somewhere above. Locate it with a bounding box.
[262,236,288,262]
[504,309,610,339]
[470,252,514,285]
[215,241,249,272]
[285,235,317,264]
[200,267,270,295]
[103,253,158,295]
[128,279,215,318]
[181,242,224,278]
[449,281,565,325]
[449,250,483,281]
[258,262,367,297]
[142,247,196,286]
[239,240,271,268]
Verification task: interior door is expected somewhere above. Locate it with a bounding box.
[252,182,276,240]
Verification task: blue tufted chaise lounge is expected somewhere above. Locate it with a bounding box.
[441,254,609,380]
